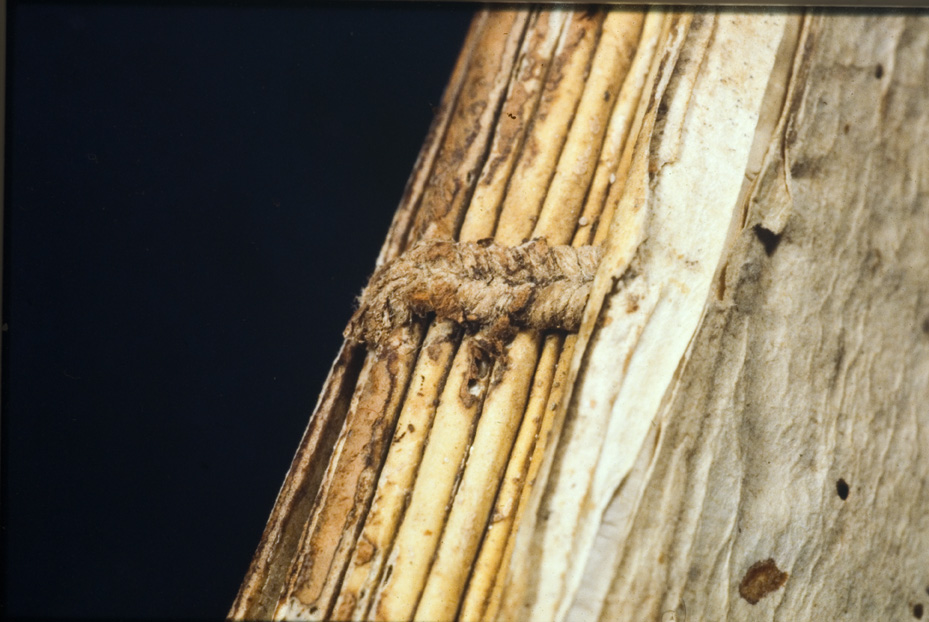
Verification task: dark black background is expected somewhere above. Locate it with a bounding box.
[2,3,472,618]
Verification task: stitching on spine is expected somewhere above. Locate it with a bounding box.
[345,238,603,352]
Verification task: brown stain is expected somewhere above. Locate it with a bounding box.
[353,537,376,565]
[739,558,788,605]
[287,337,410,611]
[648,155,661,177]
[788,156,822,180]
[625,294,640,313]
[330,592,356,621]
[408,12,524,244]
[645,58,670,175]
[483,95,525,183]
[426,341,444,362]
[536,9,603,123]
[715,262,728,300]
[479,13,559,186]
